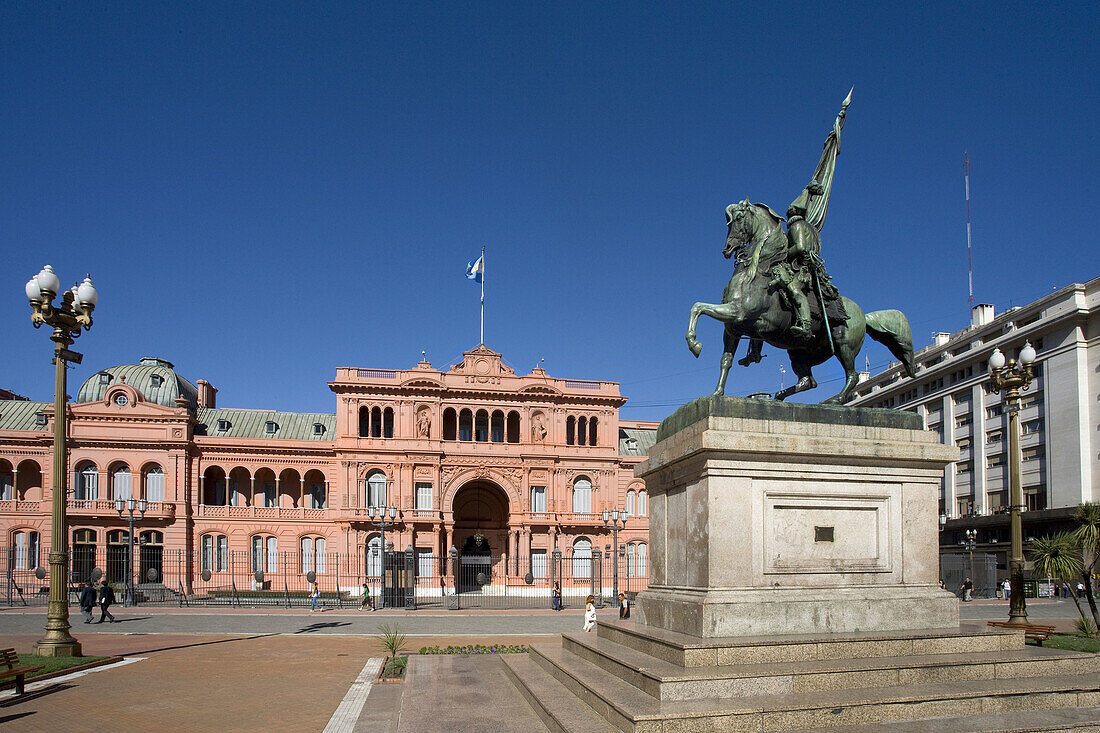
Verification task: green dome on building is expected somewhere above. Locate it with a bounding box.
[76,356,198,410]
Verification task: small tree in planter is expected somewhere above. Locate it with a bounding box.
[376,624,408,679]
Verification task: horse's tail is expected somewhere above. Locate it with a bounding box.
[865,309,916,378]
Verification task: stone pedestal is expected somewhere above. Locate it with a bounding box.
[635,396,959,637]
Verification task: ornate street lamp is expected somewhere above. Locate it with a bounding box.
[367,505,398,609]
[115,498,147,607]
[25,265,98,657]
[602,509,627,605]
[988,341,1036,624]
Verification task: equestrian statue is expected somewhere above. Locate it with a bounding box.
[685,89,916,404]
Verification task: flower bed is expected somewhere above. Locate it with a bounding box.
[418,644,529,655]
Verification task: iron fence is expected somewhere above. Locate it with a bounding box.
[2,546,649,609]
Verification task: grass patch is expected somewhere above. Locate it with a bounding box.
[1042,634,1100,653]
[16,654,110,679]
[381,655,407,679]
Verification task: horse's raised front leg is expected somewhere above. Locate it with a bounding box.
[685,301,736,358]
[712,325,741,396]
[775,354,817,401]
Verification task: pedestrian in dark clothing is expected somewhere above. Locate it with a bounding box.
[97,579,117,623]
[960,577,974,602]
[552,582,562,611]
[79,582,97,624]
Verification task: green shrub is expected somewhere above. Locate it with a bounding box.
[417,644,529,655]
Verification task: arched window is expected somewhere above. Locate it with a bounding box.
[443,408,457,441]
[490,411,505,443]
[107,529,130,584]
[358,406,370,437]
[143,465,164,502]
[72,529,96,582]
[252,536,277,573]
[589,416,598,446]
[572,537,592,578]
[75,462,98,500]
[458,409,473,441]
[202,534,228,573]
[139,531,163,583]
[636,543,647,575]
[370,407,382,438]
[0,462,12,501]
[301,536,327,573]
[365,472,387,508]
[506,411,520,443]
[366,535,382,576]
[12,530,39,570]
[566,416,576,446]
[626,490,636,517]
[572,476,592,514]
[307,480,326,509]
[383,407,394,438]
[111,462,133,501]
[637,490,647,516]
[474,410,489,442]
[626,543,636,576]
[578,416,588,446]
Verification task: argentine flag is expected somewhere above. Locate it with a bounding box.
[466,254,484,283]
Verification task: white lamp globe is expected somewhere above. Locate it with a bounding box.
[989,348,1006,371]
[1019,342,1036,365]
[36,265,60,295]
[25,277,42,302]
[76,276,98,307]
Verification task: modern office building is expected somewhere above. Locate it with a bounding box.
[0,345,656,602]
[847,277,1099,583]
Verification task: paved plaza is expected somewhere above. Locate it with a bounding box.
[0,600,1089,732]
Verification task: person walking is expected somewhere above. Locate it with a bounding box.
[583,594,597,632]
[618,592,630,619]
[96,579,117,623]
[360,583,374,611]
[960,577,974,602]
[79,581,97,624]
[1003,578,1011,602]
[309,582,321,612]
[552,582,562,612]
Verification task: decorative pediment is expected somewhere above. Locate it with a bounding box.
[520,385,561,396]
[401,378,445,389]
[449,345,514,377]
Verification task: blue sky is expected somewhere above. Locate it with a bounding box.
[2,2,1096,420]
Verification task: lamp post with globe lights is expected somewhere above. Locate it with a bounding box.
[116,498,147,607]
[602,509,627,605]
[988,341,1036,624]
[367,505,398,608]
[25,265,98,657]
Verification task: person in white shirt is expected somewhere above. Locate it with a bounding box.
[583,594,597,632]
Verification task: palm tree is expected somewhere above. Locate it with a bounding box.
[1072,502,1100,629]
[1028,532,1090,628]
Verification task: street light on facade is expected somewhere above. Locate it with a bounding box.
[602,509,627,605]
[115,498,147,607]
[26,265,98,658]
[367,505,398,609]
[988,341,1036,624]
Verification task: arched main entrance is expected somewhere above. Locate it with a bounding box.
[452,480,509,591]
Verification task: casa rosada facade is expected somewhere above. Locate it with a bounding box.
[0,346,656,597]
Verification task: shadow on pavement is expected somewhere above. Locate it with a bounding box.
[0,711,37,723]
[129,633,278,656]
[0,683,76,708]
[294,622,352,634]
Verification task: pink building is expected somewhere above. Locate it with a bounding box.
[1,346,655,606]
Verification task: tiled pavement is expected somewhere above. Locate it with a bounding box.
[0,601,1087,732]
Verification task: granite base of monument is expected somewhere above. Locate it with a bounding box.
[634,396,958,637]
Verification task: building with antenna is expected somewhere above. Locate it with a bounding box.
[847,277,1100,582]
[0,345,656,605]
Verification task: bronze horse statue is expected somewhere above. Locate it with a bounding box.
[685,200,915,403]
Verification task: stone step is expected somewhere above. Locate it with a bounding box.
[528,642,1100,732]
[785,705,1100,732]
[598,619,1022,667]
[500,652,620,733]
[564,631,1100,700]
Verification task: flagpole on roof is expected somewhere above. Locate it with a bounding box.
[480,246,485,346]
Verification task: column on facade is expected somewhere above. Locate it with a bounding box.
[508,530,517,575]
[198,475,204,506]
[250,475,257,507]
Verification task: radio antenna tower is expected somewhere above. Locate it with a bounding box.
[964,151,975,309]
